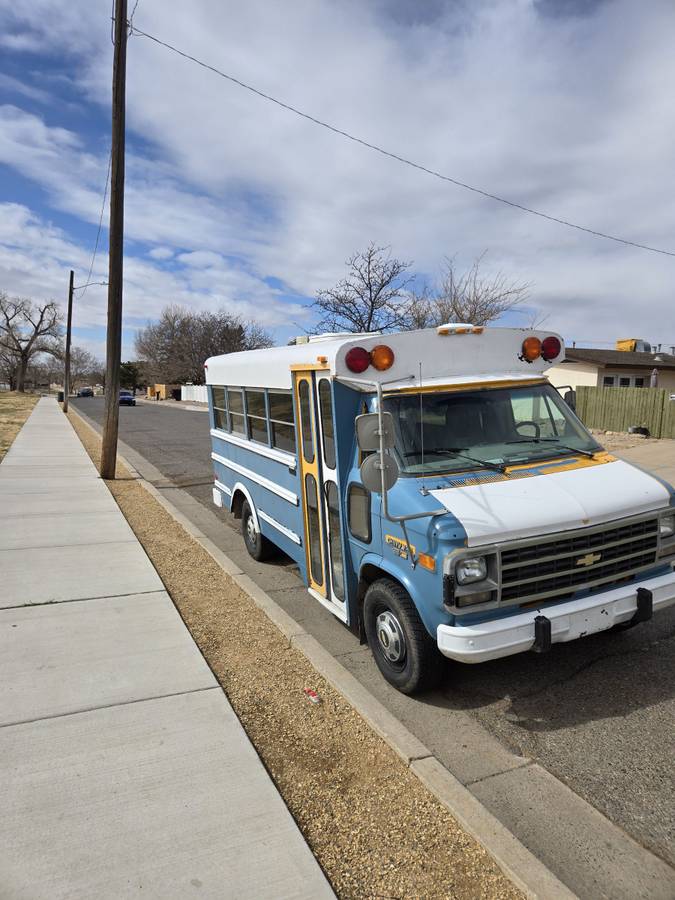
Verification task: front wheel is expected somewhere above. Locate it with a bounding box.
[363,578,444,694]
[241,500,274,561]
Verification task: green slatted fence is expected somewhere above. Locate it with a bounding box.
[576,386,675,439]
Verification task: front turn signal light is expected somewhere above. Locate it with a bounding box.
[417,552,436,572]
[521,336,542,362]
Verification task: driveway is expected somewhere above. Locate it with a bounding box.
[73,397,675,885]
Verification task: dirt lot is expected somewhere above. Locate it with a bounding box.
[67,409,520,900]
[0,392,38,462]
[589,428,669,452]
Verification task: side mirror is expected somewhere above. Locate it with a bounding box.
[360,451,399,494]
[355,411,395,451]
[564,389,577,411]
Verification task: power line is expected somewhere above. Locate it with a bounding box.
[80,148,112,298]
[129,24,675,259]
[128,0,140,31]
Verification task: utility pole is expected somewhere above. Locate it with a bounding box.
[63,269,74,413]
[100,0,127,479]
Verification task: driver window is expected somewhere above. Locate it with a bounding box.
[510,392,558,438]
[543,394,568,437]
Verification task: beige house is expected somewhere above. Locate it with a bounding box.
[548,348,675,394]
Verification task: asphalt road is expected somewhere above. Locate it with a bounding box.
[74,397,675,890]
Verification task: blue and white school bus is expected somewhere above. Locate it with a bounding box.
[206,326,675,694]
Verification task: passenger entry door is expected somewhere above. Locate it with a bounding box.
[294,370,347,622]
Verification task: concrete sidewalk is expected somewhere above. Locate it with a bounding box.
[0,398,333,899]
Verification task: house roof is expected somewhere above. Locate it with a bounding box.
[563,348,675,370]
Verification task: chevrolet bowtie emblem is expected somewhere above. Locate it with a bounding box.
[576,552,602,567]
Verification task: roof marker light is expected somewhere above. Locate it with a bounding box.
[437,323,484,336]
[370,344,395,371]
[345,346,371,373]
[541,336,561,361]
[521,336,542,362]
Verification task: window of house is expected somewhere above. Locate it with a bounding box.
[619,377,631,388]
[211,386,228,431]
[227,388,245,435]
[634,377,645,388]
[348,483,371,543]
[268,391,296,453]
[245,389,268,444]
[603,376,615,387]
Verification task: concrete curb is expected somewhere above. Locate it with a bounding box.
[66,405,575,899]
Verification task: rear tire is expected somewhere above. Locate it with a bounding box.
[364,578,444,694]
[241,500,274,561]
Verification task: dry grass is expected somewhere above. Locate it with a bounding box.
[0,392,39,462]
[68,410,521,900]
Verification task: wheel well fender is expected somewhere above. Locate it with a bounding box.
[357,553,439,639]
[230,482,259,532]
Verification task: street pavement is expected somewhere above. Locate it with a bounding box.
[73,397,675,898]
[0,398,333,900]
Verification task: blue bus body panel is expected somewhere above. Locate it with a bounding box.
[332,383,468,638]
[208,426,307,580]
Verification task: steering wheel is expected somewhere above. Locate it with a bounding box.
[515,420,541,440]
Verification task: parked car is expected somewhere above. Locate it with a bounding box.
[119,390,136,406]
[77,387,94,398]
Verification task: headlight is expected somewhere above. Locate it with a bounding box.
[456,556,487,584]
[660,514,675,539]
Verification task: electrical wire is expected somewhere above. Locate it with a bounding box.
[128,0,140,32]
[129,24,675,259]
[80,149,112,298]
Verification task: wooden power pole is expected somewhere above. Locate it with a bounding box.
[62,269,75,413]
[100,0,128,479]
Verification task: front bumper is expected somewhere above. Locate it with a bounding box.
[437,568,675,663]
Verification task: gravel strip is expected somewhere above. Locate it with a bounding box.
[590,429,666,452]
[68,411,521,900]
[0,392,38,461]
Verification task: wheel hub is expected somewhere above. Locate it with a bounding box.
[375,610,406,664]
[246,515,257,544]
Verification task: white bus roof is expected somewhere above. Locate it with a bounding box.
[205,327,564,392]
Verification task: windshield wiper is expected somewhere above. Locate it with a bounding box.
[505,438,596,459]
[404,447,508,474]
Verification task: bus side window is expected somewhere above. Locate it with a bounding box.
[212,386,228,431]
[348,483,371,543]
[228,388,245,435]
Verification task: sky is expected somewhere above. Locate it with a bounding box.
[0,0,674,360]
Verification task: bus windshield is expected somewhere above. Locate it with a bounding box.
[383,383,602,476]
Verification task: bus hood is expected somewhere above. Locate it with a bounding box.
[429,459,670,547]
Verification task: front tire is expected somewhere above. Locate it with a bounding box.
[363,578,443,694]
[241,500,274,561]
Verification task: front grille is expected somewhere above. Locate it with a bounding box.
[500,516,659,606]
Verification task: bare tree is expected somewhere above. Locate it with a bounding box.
[135,305,271,385]
[68,346,104,390]
[406,253,530,329]
[313,243,414,333]
[0,293,63,391]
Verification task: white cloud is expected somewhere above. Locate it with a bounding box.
[1,0,674,346]
[0,203,307,343]
[147,246,174,260]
